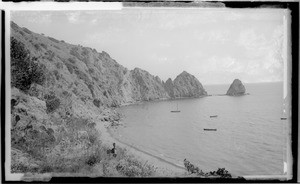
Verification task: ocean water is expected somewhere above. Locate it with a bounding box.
[110,82,288,176]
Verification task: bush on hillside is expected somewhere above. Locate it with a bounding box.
[46,50,55,61]
[33,43,41,51]
[88,68,94,74]
[53,70,60,81]
[40,43,47,50]
[11,37,46,92]
[53,45,60,50]
[68,57,76,64]
[45,95,61,113]
[93,99,101,108]
[183,159,232,178]
[70,47,83,60]
[74,69,91,85]
[48,36,60,44]
[23,28,32,34]
[81,47,89,56]
[65,62,74,74]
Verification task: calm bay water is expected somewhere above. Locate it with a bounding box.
[111,82,288,176]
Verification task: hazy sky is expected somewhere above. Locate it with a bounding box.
[11,8,288,85]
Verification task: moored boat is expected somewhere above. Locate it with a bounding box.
[204,128,217,131]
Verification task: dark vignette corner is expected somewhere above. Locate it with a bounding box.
[1,10,6,184]
[289,1,299,183]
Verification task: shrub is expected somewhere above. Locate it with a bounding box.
[18,30,25,36]
[115,154,156,177]
[68,57,76,64]
[88,68,94,74]
[53,45,60,50]
[92,76,99,82]
[87,84,94,97]
[55,62,63,69]
[65,62,74,74]
[46,96,61,113]
[34,43,41,51]
[48,36,59,43]
[11,37,46,92]
[46,50,55,61]
[70,47,83,60]
[93,99,101,108]
[53,70,60,81]
[23,28,32,34]
[74,69,91,84]
[183,159,232,178]
[81,47,89,56]
[40,43,47,50]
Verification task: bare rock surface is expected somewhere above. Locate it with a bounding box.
[226,79,246,96]
[164,71,207,98]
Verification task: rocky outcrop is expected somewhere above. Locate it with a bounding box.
[164,71,207,98]
[130,68,169,101]
[226,79,246,96]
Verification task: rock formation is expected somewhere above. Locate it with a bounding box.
[226,79,246,96]
[164,71,207,98]
[130,68,169,101]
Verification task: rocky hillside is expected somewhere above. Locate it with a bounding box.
[164,71,207,98]
[226,79,246,96]
[11,21,206,106]
[10,21,208,176]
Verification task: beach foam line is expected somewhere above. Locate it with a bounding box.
[107,128,186,171]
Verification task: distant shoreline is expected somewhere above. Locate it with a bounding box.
[120,95,208,107]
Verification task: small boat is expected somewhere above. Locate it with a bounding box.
[171,102,180,113]
[281,117,287,120]
[210,115,218,118]
[204,128,217,131]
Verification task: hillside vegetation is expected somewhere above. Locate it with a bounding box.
[10,21,207,177]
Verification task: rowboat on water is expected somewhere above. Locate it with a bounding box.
[210,115,218,118]
[281,117,287,120]
[204,128,217,131]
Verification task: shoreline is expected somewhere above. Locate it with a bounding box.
[119,95,208,107]
[107,127,186,170]
[94,115,186,177]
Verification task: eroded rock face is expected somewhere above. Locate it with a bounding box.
[130,68,169,101]
[226,79,246,96]
[164,71,207,98]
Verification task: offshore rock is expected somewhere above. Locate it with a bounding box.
[226,79,246,96]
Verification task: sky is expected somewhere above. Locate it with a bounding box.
[11,8,289,85]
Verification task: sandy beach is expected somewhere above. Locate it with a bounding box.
[93,114,186,177]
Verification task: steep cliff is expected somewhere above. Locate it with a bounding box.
[226,79,246,96]
[164,71,207,98]
[130,68,169,101]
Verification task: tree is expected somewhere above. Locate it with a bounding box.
[11,37,45,92]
